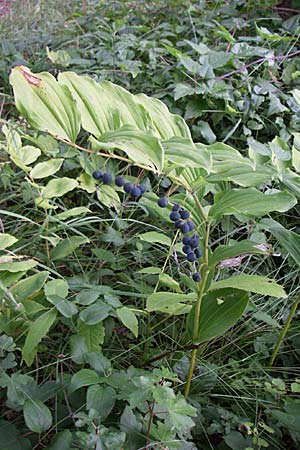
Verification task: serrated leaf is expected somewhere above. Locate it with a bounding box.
[116,307,138,337]
[23,399,52,433]
[209,274,286,298]
[30,158,64,179]
[10,66,80,141]
[78,321,105,352]
[22,309,57,366]
[50,236,89,261]
[42,177,78,198]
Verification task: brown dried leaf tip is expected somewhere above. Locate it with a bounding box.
[18,66,42,87]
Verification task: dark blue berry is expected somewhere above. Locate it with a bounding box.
[115,176,125,187]
[187,221,195,231]
[180,223,190,233]
[192,272,201,282]
[180,209,190,219]
[183,245,192,254]
[170,211,181,222]
[175,220,184,229]
[92,170,103,180]
[131,186,142,198]
[190,235,200,248]
[139,184,147,194]
[172,204,181,211]
[194,248,202,258]
[182,236,191,245]
[158,197,168,208]
[102,173,113,184]
[124,182,133,193]
[187,252,197,262]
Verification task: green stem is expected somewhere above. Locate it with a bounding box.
[269,295,299,367]
[184,221,210,399]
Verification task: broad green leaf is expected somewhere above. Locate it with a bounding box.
[209,274,286,298]
[0,421,31,450]
[10,66,80,141]
[209,240,270,268]
[0,233,18,250]
[187,288,249,342]
[87,385,116,419]
[139,231,171,246]
[51,206,90,221]
[79,302,111,325]
[292,133,300,172]
[30,158,63,179]
[11,271,49,302]
[209,188,296,219]
[158,273,182,293]
[47,295,78,318]
[22,309,57,366]
[69,369,102,392]
[147,292,196,315]
[260,218,300,266]
[78,321,105,352]
[0,257,38,272]
[23,399,52,433]
[59,71,190,140]
[44,279,68,298]
[92,126,164,172]
[42,177,78,198]
[46,430,72,450]
[50,236,89,261]
[137,266,162,274]
[116,307,138,337]
[163,137,212,171]
[97,184,121,210]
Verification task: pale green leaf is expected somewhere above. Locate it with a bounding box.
[22,309,57,366]
[97,184,121,210]
[51,206,90,221]
[116,307,138,337]
[209,274,286,298]
[159,273,182,293]
[163,137,212,171]
[147,292,196,315]
[92,125,164,172]
[30,158,64,179]
[44,279,69,299]
[11,271,49,302]
[209,240,270,268]
[139,232,171,246]
[42,177,78,198]
[209,188,296,219]
[0,257,38,272]
[10,66,80,141]
[47,295,78,318]
[0,233,18,250]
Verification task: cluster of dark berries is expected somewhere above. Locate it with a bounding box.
[93,171,147,199]
[157,197,202,282]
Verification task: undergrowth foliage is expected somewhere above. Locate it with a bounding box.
[0,2,300,450]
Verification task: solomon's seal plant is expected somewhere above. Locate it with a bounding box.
[0,65,296,447]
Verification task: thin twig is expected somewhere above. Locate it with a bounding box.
[217,49,300,80]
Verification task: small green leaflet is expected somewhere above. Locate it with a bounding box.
[139,232,171,246]
[50,236,89,261]
[30,158,64,179]
[42,177,78,198]
[147,292,196,315]
[22,309,57,366]
[0,233,18,250]
[116,307,138,337]
[23,399,52,433]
